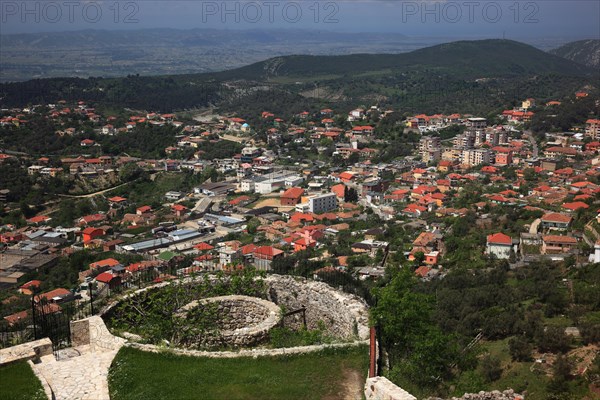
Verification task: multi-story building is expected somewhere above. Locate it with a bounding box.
[442,148,462,163]
[461,148,492,167]
[494,148,513,165]
[296,193,338,214]
[419,136,441,152]
[309,193,338,213]
[586,119,600,139]
[453,133,475,149]
[422,148,441,164]
[466,117,487,130]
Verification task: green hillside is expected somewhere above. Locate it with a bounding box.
[213,39,593,81]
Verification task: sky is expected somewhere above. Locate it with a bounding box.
[1,0,598,40]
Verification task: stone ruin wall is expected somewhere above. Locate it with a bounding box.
[264,275,370,341]
[177,295,281,348]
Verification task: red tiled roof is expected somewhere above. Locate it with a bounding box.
[194,242,214,251]
[562,201,589,211]
[331,184,345,198]
[20,280,42,290]
[90,258,121,269]
[96,272,118,283]
[37,288,70,302]
[487,232,512,245]
[254,246,284,258]
[241,244,257,255]
[543,235,577,244]
[541,213,572,224]
[282,187,304,199]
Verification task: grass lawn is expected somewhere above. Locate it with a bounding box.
[0,361,46,400]
[109,345,368,400]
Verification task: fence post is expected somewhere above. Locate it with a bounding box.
[369,326,377,378]
[31,295,37,340]
[89,283,94,316]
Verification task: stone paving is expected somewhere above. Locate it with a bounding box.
[29,316,125,400]
[32,345,120,400]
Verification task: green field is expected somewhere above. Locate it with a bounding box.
[0,361,46,400]
[109,345,369,400]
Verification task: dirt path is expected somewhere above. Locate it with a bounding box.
[325,369,364,400]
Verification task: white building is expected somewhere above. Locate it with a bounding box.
[486,233,513,260]
[308,193,338,214]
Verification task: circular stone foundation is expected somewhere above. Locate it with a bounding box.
[177,295,281,347]
[102,274,369,351]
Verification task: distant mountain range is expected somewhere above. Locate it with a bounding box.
[550,39,600,69]
[0,28,447,82]
[0,39,596,114]
[0,28,594,83]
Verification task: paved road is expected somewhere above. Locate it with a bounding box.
[524,130,538,158]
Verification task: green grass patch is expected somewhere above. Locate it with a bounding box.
[0,361,46,400]
[544,315,573,328]
[109,345,368,400]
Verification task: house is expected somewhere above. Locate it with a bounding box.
[544,146,577,159]
[108,196,128,207]
[294,237,317,253]
[542,235,577,255]
[26,215,51,225]
[80,139,95,146]
[78,213,107,226]
[19,280,42,295]
[165,191,183,201]
[194,242,215,252]
[402,204,427,218]
[252,246,284,271]
[4,310,29,326]
[562,201,589,212]
[82,227,105,243]
[136,206,152,215]
[95,272,122,291]
[486,233,513,260]
[540,213,572,231]
[171,204,188,218]
[281,187,304,206]
[89,258,122,272]
[35,288,72,304]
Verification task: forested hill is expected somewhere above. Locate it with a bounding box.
[212,39,594,80]
[549,39,600,69]
[0,39,595,112]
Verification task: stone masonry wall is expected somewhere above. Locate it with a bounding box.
[0,337,53,365]
[177,295,281,348]
[364,377,417,400]
[265,275,370,341]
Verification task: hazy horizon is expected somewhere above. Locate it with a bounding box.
[1,0,598,39]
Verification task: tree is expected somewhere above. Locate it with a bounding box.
[371,269,459,387]
[413,251,425,266]
[344,186,358,203]
[536,326,570,353]
[246,218,260,235]
[548,354,571,394]
[481,354,503,382]
[509,335,532,361]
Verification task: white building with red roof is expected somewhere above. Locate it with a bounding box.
[486,233,513,259]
